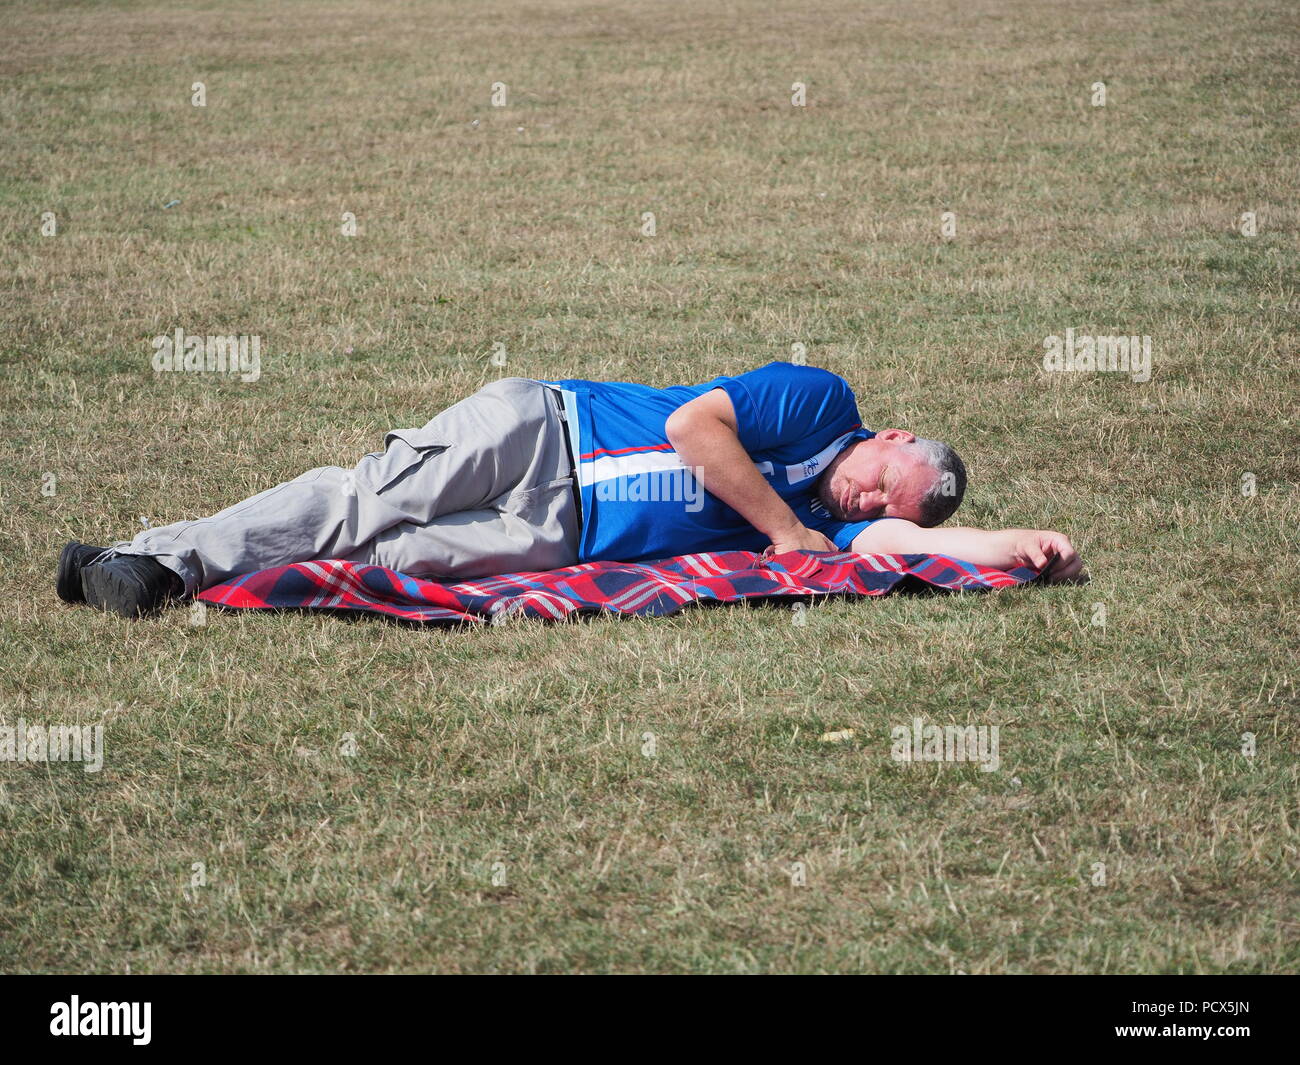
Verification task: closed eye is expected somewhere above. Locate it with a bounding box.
[873,466,891,518]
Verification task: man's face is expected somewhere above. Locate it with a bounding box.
[816,431,936,524]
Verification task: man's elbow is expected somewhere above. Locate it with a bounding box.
[663,407,690,445]
[664,407,713,449]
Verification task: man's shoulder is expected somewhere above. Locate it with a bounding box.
[722,362,857,412]
[740,361,849,384]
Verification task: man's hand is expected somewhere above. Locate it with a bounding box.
[1005,529,1086,583]
[768,523,836,555]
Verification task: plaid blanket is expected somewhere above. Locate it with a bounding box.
[196,551,1043,625]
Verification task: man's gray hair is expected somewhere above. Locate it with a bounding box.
[907,437,967,527]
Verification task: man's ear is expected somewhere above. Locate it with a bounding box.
[875,428,916,443]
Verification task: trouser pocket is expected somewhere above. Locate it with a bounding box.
[365,427,451,495]
[500,476,576,512]
[495,476,581,564]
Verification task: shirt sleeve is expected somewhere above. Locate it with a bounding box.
[714,362,863,454]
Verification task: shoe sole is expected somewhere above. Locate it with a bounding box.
[57,542,94,604]
[81,562,161,618]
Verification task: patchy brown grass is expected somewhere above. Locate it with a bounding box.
[0,0,1296,973]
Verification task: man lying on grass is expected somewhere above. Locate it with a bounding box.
[58,361,1086,617]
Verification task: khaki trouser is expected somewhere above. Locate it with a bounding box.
[109,378,580,594]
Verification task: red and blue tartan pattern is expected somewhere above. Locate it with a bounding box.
[196,551,1042,625]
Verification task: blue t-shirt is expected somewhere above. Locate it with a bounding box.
[538,362,877,562]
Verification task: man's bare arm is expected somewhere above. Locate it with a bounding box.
[665,389,835,553]
[851,519,1086,583]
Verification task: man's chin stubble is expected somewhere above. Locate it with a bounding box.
[818,478,846,521]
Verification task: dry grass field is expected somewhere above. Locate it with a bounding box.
[0,0,1297,972]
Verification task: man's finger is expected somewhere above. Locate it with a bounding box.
[1049,534,1076,559]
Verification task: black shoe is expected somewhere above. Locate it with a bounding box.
[80,554,185,618]
[57,541,109,604]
